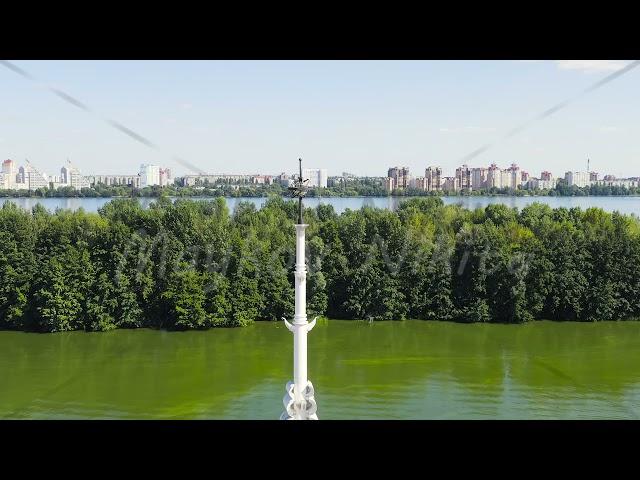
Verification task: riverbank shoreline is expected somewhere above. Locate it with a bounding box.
[2,194,640,217]
[3,317,639,335]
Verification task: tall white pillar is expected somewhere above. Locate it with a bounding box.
[280,223,318,420]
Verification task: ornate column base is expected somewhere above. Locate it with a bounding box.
[280,380,318,420]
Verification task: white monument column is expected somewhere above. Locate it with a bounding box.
[280,160,318,420]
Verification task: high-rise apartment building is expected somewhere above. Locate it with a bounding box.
[500,170,512,189]
[504,163,520,190]
[1,160,16,189]
[486,163,502,189]
[302,168,328,188]
[410,176,427,190]
[140,164,161,187]
[442,176,459,192]
[565,171,590,188]
[387,166,410,190]
[17,166,26,185]
[471,167,487,190]
[455,165,472,191]
[159,168,172,187]
[425,166,442,192]
[384,176,395,193]
[61,161,89,190]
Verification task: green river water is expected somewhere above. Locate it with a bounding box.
[1,320,639,419]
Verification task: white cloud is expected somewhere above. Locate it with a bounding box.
[180,103,193,110]
[599,126,620,133]
[555,60,631,73]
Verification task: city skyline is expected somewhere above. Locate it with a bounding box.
[1,156,633,185]
[1,60,639,178]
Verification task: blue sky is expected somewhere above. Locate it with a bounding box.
[0,60,638,178]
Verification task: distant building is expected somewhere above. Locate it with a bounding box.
[532,172,555,190]
[24,163,49,191]
[425,166,442,192]
[500,169,512,189]
[527,177,556,190]
[181,173,272,187]
[589,172,599,182]
[384,177,395,193]
[327,176,343,188]
[251,174,273,185]
[302,168,327,188]
[410,176,427,191]
[486,163,502,189]
[159,168,172,187]
[17,166,26,185]
[140,164,161,187]
[471,167,487,190]
[88,174,141,188]
[61,161,90,190]
[278,172,292,187]
[442,176,459,192]
[593,178,639,189]
[1,160,16,189]
[505,163,520,190]
[387,166,410,190]
[455,165,472,191]
[521,171,530,185]
[565,171,590,188]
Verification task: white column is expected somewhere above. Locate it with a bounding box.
[294,224,308,392]
[281,224,318,420]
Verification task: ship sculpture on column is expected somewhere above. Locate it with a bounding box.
[280,158,318,420]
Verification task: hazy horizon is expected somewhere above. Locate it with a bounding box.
[1,60,638,179]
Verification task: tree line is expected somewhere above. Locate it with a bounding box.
[1,196,639,332]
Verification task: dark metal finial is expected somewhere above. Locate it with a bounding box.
[287,157,309,224]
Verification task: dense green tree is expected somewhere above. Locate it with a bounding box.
[161,264,209,330]
[0,197,639,332]
[30,244,93,332]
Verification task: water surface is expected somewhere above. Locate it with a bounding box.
[1,320,639,419]
[2,195,640,216]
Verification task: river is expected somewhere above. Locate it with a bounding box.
[2,195,640,216]
[1,320,639,419]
